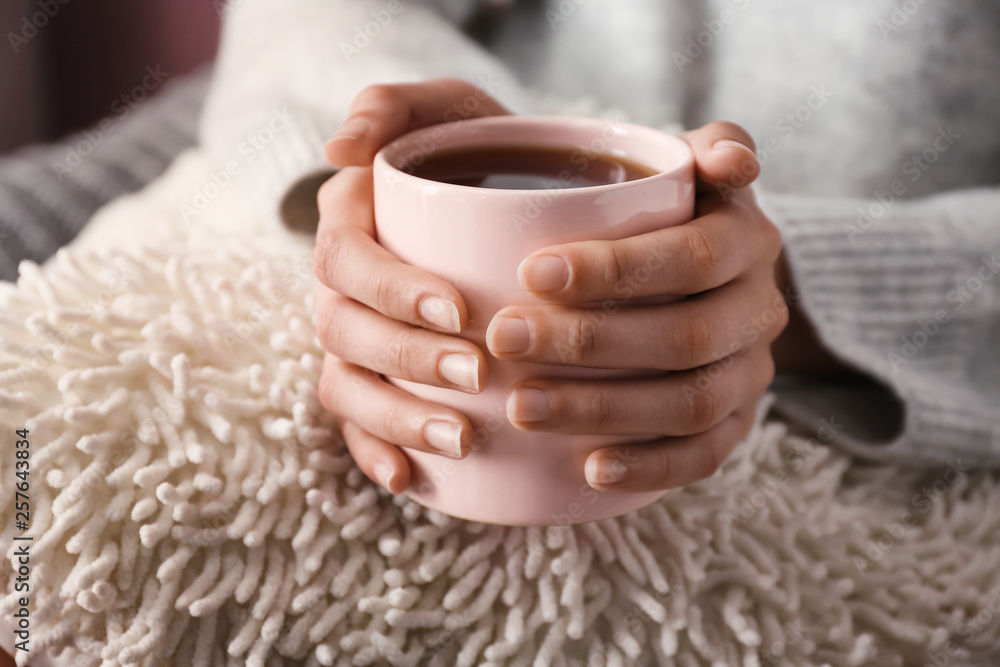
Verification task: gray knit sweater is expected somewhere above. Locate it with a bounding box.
[0,70,210,282]
[9,0,1000,467]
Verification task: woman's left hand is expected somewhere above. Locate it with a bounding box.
[489,121,788,492]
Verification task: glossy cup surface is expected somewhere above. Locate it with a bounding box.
[373,116,695,525]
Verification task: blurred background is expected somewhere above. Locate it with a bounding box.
[0,0,219,154]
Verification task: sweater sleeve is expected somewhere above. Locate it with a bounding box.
[196,0,530,228]
[758,186,1000,467]
[0,69,209,282]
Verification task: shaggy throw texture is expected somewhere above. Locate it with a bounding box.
[1,218,999,666]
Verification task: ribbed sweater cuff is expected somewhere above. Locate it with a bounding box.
[242,110,333,220]
[757,189,1000,467]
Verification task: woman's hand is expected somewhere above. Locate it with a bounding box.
[314,79,509,494]
[313,78,787,495]
[492,122,787,492]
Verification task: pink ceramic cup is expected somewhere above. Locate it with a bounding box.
[373,115,695,525]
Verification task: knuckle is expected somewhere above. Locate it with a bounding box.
[601,242,632,291]
[756,288,790,344]
[589,391,617,431]
[653,449,674,485]
[564,315,600,363]
[761,219,784,262]
[684,383,723,432]
[755,349,777,391]
[376,401,406,443]
[684,226,723,287]
[315,295,346,354]
[313,228,346,287]
[680,308,716,365]
[387,333,416,379]
[363,271,397,317]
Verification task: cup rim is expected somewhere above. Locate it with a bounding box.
[373,115,694,197]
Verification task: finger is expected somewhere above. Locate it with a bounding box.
[583,404,758,492]
[315,286,486,393]
[507,346,775,436]
[341,420,411,494]
[487,275,789,370]
[318,354,473,459]
[325,78,511,166]
[314,167,468,333]
[678,120,760,193]
[516,197,782,300]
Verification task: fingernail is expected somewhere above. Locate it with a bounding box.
[489,317,531,354]
[373,462,395,492]
[519,254,569,292]
[507,388,551,423]
[334,116,370,141]
[419,296,461,333]
[712,139,757,160]
[585,453,629,488]
[424,421,467,459]
[440,353,480,393]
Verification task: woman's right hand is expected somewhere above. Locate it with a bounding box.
[313,79,510,494]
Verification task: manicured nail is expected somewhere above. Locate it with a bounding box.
[488,317,531,354]
[334,116,370,141]
[519,254,569,292]
[712,138,757,160]
[507,388,551,423]
[373,462,395,493]
[439,353,480,393]
[424,421,467,459]
[419,296,461,333]
[585,453,629,488]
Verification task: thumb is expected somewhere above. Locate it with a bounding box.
[678,121,760,193]
[324,78,510,167]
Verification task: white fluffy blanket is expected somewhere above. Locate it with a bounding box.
[1,150,999,667]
